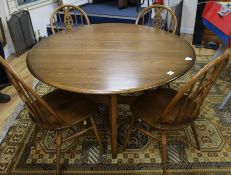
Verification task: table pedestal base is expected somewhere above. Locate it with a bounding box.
[110,95,118,159]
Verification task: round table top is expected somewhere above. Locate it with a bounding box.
[27,23,196,94]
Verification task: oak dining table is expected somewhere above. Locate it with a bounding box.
[26,23,196,159]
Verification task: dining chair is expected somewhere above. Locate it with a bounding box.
[50,4,90,34]
[123,51,230,175]
[136,4,177,34]
[0,57,103,175]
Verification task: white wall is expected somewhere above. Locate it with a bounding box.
[181,0,197,34]
[167,0,197,34]
[29,3,58,38]
[62,0,88,6]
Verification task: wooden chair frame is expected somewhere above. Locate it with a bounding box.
[50,4,90,34]
[124,51,230,175]
[0,57,103,175]
[136,4,177,34]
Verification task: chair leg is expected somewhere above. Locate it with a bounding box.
[161,131,167,175]
[55,130,62,175]
[69,127,80,143]
[89,116,104,153]
[123,115,136,149]
[191,122,200,150]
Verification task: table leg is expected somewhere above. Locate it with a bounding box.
[110,94,118,159]
[118,0,127,9]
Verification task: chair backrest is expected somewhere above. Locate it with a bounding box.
[162,51,230,124]
[0,57,64,128]
[50,4,90,34]
[136,5,177,34]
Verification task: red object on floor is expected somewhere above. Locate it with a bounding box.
[153,0,163,5]
[202,1,231,47]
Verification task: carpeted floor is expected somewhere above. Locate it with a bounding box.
[82,1,143,18]
[0,55,230,174]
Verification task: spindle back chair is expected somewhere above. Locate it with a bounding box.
[50,4,90,34]
[0,57,103,175]
[136,4,177,34]
[124,51,230,175]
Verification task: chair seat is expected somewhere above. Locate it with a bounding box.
[41,90,96,129]
[130,88,197,130]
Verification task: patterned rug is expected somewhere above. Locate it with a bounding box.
[0,55,230,175]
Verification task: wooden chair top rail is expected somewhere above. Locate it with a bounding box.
[50,4,90,34]
[136,4,177,34]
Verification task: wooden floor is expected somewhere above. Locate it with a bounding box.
[0,52,35,132]
[0,34,227,138]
